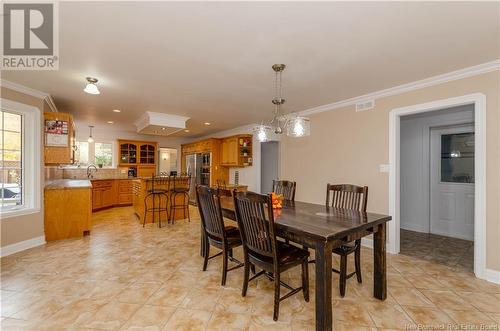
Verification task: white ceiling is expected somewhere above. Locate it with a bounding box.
[3,2,499,137]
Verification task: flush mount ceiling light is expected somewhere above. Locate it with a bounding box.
[107,121,114,124]
[184,129,190,133]
[253,64,311,142]
[112,109,121,113]
[84,77,100,95]
[87,125,94,143]
[204,122,211,126]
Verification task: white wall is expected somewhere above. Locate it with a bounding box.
[400,104,474,233]
[158,148,178,174]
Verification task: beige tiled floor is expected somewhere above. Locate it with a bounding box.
[1,206,500,330]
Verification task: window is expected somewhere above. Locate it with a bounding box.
[74,140,113,167]
[95,142,113,167]
[441,132,475,183]
[75,141,89,165]
[0,99,40,218]
[0,111,23,210]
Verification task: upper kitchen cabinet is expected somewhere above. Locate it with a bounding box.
[118,140,158,166]
[139,143,156,164]
[44,112,76,165]
[220,134,252,167]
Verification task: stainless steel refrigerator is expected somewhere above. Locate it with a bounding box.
[186,152,211,203]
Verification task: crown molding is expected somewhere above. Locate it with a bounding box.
[1,79,58,112]
[44,95,58,113]
[1,79,49,99]
[297,59,500,117]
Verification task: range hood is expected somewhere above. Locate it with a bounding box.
[134,111,189,136]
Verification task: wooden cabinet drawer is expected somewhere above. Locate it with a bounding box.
[118,194,133,204]
[118,180,132,193]
[92,180,113,188]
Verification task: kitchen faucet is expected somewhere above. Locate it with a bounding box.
[87,164,98,179]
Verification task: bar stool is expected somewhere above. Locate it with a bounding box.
[168,174,191,224]
[143,174,170,228]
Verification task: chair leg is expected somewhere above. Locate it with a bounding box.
[273,272,280,321]
[222,248,228,286]
[143,196,148,227]
[169,193,175,225]
[242,257,250,297]
[250,263,256,275]
[339,254,347,297]
[186,193,191,222]
[301,260,309,302]
[355,240,362,283]
[202,242,210,271]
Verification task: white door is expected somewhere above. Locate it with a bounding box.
[430,124,475,241]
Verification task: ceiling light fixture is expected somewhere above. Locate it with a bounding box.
[87,125,94,143]
[184,129,190,133]
[253,64,310,142]
[161,127,166,130]
[204,122,211,126]
[112,109,121,113]
[107,121,114,124]
[84,77,100,95]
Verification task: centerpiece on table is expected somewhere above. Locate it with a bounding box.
[271,192,283,209]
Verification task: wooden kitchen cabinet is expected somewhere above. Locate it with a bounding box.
[91,179,133,211]
[220,134,253,167]
[44,112,76,165]
[44,181,92,241]
[118,139,158,177]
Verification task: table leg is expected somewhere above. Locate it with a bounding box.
[373,223,387,300]
[315,241,333,331]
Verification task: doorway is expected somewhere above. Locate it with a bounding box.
[389,93,486,279]
[260,141,280,194]
[158,148,178,175]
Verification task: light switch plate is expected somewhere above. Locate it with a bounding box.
[379,164,390,173]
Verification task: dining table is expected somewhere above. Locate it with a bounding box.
[201,197,391,331]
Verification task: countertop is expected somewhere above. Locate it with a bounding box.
[45,179,93,190]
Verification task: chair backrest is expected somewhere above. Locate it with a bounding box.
[326,184,368,212]
[233,191,278,259]
[216,179,227,189]
[196,185,226,240]
[147,174,171,192]
[173,174,191,190]
[272,180,296,201]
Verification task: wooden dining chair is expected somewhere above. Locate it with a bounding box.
[326,183,368,297]
[233,191,309,321]
[196,185,243,286]
[272,180,296,201]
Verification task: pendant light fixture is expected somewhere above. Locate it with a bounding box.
[84,77,100,94]
[87,125,95,143]
[253,64,310,142]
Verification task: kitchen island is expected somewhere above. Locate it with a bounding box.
[133,177,190,224]
[44,179,92,241]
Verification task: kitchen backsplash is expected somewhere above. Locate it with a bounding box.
[45,167,129,180]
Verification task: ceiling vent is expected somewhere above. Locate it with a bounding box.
[134,112,190,136]
[355,100,375,112]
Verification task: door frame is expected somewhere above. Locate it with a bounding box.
[389,93,486,279]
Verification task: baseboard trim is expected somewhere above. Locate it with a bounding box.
[1,236,46,258]
[361,237,395,254]
[485,269,500,285]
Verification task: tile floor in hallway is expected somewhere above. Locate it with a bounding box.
[1,206,500,331]
[400,229,474,272]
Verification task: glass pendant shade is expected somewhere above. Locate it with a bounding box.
[84,83,100,94]
[287,117,310,138]
[253,124,271,142]
[87,125,94,143]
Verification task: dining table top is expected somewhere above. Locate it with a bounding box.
[219,197,392,242]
